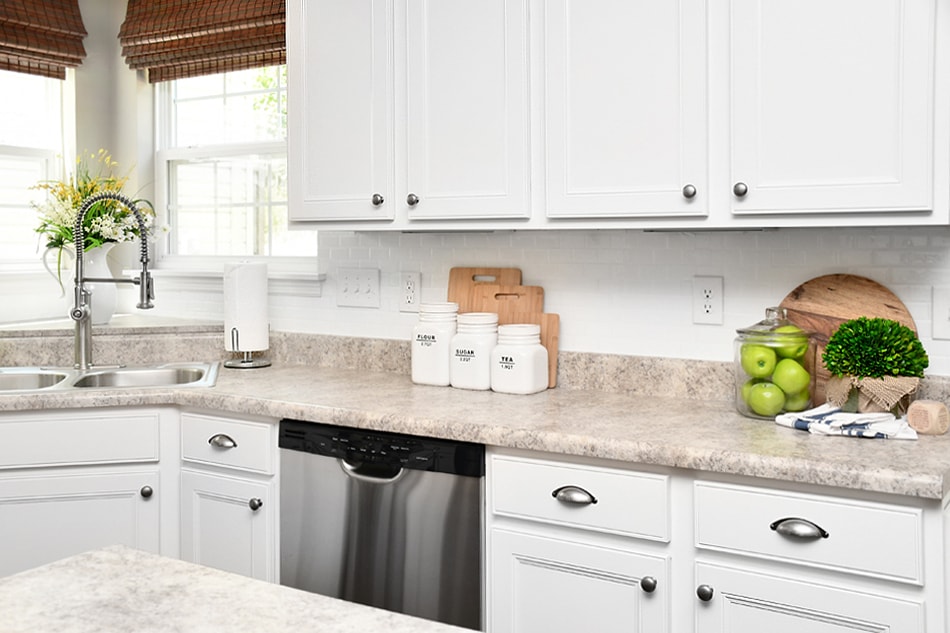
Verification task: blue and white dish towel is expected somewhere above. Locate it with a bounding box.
[774,403,917,440]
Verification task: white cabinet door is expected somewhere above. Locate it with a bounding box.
[287,0,395,222]
[695,562,924,633]
[404,0,530,220]
[544,0,708,218]
[490,528,668,633]
[729,0,936,215]
[180,469,276,582]
[0,470,160,577]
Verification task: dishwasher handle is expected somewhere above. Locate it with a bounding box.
[340,457,405,483]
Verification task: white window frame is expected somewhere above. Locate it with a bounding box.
[0,70,74,274]
[152,75,322,294]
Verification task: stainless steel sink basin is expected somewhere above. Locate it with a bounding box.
[0,369,69,391]
[70,363,219,389]
[0,362,218,393]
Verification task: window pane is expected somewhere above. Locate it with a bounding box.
[162,64,312,258]
[0,71,62,148]
[169,153,290,256]
[0,155,51,259]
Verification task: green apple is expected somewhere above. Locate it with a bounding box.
[771,358,810,395]
[773,324,809,359]
[740,344,777,378]
[784,388,811,412]
[747,382,786,417]
[741,378,763,403]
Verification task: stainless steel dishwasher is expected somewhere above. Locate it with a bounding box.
[278,419,484,630]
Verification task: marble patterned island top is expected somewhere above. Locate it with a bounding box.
[3,363,950,500]
[0,546,468,633]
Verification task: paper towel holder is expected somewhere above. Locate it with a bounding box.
[224,327,272,369]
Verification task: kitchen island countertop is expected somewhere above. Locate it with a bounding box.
[2,362,950,500]
[0,546,468,633]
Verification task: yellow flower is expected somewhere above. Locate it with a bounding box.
[33,150,154,253]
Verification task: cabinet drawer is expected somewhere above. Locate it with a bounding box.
[0,411,159,468]
[490,454,669,541]
[694,481,923,584]
[181,413,275,475]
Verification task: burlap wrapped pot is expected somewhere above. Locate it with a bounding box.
[825,375,919,416]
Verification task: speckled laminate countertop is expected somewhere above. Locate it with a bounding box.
[0,546,467,633]
[2,362,949,500]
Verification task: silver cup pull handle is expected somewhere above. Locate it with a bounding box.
[552,485,598,506]
[770,517,829,540]
[208,433,237,449]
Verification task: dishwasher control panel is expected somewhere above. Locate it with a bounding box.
[279,419,484,477]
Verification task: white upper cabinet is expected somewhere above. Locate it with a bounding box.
[288,0,950,229]
[287,0,394,222]
[288,0,530,225]
[404,0,530,220]
[727,0,936,216]
[544,0,708,219]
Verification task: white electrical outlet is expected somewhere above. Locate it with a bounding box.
[692,275,724,325]
[933,286,950,340]
[400,272,421,313]
[337,267,380,308]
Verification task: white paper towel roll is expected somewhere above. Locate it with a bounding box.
[224,262,269,352]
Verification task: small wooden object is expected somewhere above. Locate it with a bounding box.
[907,400,950,435]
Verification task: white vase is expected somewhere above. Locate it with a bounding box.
[43,243,117,325]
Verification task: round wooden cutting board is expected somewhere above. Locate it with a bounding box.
[778,274,917,405]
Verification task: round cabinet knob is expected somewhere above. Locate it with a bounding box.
[140,486,154,499]
[406,193,420,207]
[733,182,749,198]
[696,584,715,602]
[682,184,697,199]
[371,193,385,207]
[248,498,263,512]
[640,576,658,593]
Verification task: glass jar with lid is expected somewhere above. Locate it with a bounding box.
[735,306,815,419]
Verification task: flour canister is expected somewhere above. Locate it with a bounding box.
[735,306,815,419]
[411,302,459,386]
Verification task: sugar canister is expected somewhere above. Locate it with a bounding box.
[450,312,499,390]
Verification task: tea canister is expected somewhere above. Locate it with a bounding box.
[735,306,815,419]
[490,324,548,395]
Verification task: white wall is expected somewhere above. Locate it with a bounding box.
[147,225,950,376]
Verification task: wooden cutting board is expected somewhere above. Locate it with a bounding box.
[465,283,558,388]
[447,267,522,311]
[468,284,545,320]
[778,274,916,404]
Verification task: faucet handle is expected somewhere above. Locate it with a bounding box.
[136,272,155,309]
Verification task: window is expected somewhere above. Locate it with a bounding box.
[0,69,70,264]
[156,65,316,259]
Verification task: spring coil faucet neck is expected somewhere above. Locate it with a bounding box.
[71,191,155,370]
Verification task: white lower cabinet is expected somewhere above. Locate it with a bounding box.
[490,528,668,633]
[694,562,923,633]
[178,411,278,582]
[0,408,166,577]
[488,448,940,633]
[487,449,671,633]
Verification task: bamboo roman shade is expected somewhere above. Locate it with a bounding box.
[0,0,86,79]
[119,0,285,83]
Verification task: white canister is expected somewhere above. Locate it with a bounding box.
[490,324,548,395]
[450,312,499,391]
[411,302,459,386]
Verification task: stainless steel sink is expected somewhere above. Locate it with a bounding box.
[0,362,219,393]
[70,362,219,389]
[71,365,213,389]
[0,369,69,391]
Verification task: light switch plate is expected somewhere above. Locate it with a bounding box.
[337,268,380,308]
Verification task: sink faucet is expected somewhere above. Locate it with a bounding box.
[70,191,155,370]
